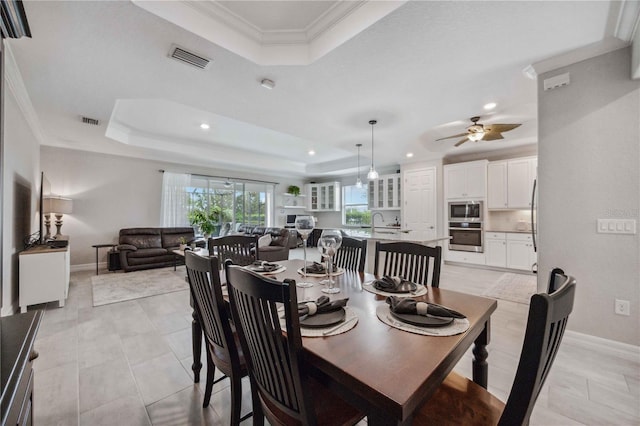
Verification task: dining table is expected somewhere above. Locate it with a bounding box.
[188,257,497,426]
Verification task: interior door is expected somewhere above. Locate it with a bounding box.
[403,168,437,241]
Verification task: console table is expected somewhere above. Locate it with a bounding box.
[19,245,70,313]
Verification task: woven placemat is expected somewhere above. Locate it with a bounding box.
[279,306,358,337]
[363,282,427,298]
[376,305,469,336]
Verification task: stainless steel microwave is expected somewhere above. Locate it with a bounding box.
[448,201,483,222]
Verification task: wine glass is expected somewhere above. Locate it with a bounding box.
[319,229,342,294]
[295,215,315,288]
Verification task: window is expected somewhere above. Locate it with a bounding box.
[183,177,274,236]
[342,184,370,226]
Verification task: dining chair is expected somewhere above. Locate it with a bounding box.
[414,270,577,426]
[334,236,367,272]
[224,261,365,426]
[547,267,565,293]
[373,241,442,287]
[208,235,258,267]
[184,252,251,425]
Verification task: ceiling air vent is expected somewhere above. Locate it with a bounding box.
[81,116,100,126]
[169,45,211,70]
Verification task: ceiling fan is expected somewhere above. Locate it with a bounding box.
[436,116,521,147]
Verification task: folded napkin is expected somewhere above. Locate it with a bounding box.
[298,296,349,317]
[386,296,466,319]
[250,261,280,272]
[372,276,415,292]
[304,262,330,274]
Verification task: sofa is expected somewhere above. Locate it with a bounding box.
[117,227,204,272]
[235,225,291,262]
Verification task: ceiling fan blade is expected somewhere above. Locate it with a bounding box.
[436,133,468,141]
[454,138,468,147]
[482,132,505,141]
[484,123,521,133]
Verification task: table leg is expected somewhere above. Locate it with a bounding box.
[95,247,99,275]
[191,298,203,383]
[472,320,490,389]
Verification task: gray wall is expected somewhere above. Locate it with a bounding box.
[41,146,303,269]
[538,47,639,346]
[2,80,40,316]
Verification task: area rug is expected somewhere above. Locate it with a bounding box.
[482,273,537,304]
[91,267,188,307]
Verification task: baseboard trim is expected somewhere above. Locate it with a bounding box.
[444,261,536,275]
[564,330,640,361]
[71,262,98,273]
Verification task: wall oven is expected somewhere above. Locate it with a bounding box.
[448,201,483,222]
[449,221,483,252]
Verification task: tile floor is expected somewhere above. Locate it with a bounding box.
[31,249,639,425]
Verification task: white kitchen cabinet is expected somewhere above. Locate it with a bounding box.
[368,174,401,210]
[507,158,537,209]
[487,157,537,209]
[19,244,70,313]
[506,233,536,271]
[444,160,487,199]
[485,232,507,267]
[444,249,486,265]
[305,182,340,211]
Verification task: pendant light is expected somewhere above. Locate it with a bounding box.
[367,119,379,180]
[355,143,363,188]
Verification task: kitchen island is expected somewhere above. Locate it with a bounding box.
[341,228,450,273]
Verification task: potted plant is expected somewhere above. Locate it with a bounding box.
[178,236,187,251]
[287,185,301,196]
[188,192,222,238]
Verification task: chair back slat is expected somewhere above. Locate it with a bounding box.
[225,262,316,424]
[499,273,576,426]
[374,241,442,287]
[334,237,367,272]
[209,235,258,267]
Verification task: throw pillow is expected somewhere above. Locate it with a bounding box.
[258,234,272,248]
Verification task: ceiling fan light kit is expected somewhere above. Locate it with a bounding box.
[436,116,521,147]
[367,119,379,180]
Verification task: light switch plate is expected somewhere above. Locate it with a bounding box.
[597,219,637,234]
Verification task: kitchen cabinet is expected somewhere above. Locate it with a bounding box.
[485,232,507,267]
[506,233,537,271]
[444,249,486,265]
[19,244,70,313]
[305,182,340,212]
[488,157,537,209]
[368,174,401,210]
[444,160,487,199]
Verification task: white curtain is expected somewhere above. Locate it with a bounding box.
[160,172,191,227]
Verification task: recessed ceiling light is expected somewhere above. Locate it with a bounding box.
[261,79,275,90]
[483,102,497,110]
[308,150,315,156]
[406,152,414,158]
[200,123,210,130]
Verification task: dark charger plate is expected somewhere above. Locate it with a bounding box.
[300,308,346,328]
[390,311,453,327]
[373,281,417,293]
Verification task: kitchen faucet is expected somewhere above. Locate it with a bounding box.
[371,212,384,229]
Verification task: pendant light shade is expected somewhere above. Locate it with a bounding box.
[355,143,363,188]
[367,119,379,180]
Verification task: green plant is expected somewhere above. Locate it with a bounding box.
[188,191,222,236]
[178,236,187,244]
[287,185,301,196]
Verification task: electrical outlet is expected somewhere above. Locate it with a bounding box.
[614,299,630,316]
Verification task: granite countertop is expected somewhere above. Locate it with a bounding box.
[485,229,532,234]
[343,228,451,244]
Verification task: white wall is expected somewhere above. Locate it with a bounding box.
[2,82,40,316]
[538,47,640,346]
[41,146,302,269]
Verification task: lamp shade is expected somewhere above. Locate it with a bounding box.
[47,196,73,214]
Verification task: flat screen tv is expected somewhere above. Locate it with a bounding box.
[39,171,51,244]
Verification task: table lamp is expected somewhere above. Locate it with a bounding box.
[48,196,73,238]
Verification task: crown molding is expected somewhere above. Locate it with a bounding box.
[3,42,46,145]
[132,0,406,65]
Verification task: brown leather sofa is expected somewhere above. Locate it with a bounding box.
[117,227,203,272]
[236,225,291,262]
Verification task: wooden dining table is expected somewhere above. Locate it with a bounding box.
[189,258,497,426]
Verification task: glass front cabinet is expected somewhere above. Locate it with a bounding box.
[305,182,341,212]
[368,174,401,210]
